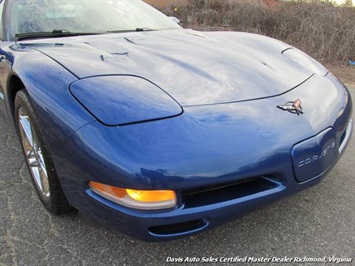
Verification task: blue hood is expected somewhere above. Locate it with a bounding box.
[34,29,314,106]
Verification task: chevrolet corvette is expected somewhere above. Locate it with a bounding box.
[0,0,352,241]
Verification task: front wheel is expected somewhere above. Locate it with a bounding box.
[15,89,71,214]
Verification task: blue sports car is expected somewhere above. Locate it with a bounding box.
[0,0,352,241]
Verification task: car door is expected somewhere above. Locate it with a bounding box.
[0,0,10,116]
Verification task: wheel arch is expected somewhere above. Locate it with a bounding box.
[6,73,26,124]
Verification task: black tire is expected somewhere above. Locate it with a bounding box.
[15,89,71,214]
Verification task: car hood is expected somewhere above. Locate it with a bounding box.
[33,30,314,106]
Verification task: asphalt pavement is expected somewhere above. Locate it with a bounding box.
[0,86,354,266]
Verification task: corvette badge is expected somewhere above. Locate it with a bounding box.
[277,99,303,115]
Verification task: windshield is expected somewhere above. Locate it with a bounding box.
[7,0,181,40]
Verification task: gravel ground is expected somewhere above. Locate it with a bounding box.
[0,84,354,266]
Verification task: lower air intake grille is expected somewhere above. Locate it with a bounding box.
[149,219,208,236]
[182,176,281,208]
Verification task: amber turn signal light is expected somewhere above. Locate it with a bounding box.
[89,181,176,210]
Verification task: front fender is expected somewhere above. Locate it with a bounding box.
[9,47,96,144]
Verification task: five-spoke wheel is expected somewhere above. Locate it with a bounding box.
[15,89,71,214]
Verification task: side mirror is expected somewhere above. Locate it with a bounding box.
[169,16,181,25]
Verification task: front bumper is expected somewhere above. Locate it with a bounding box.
[53,74,352,241]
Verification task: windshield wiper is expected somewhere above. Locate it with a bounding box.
[15,30,102,41]
[107,28,156,33]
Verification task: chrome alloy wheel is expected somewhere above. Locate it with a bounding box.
[18,107,50,201]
